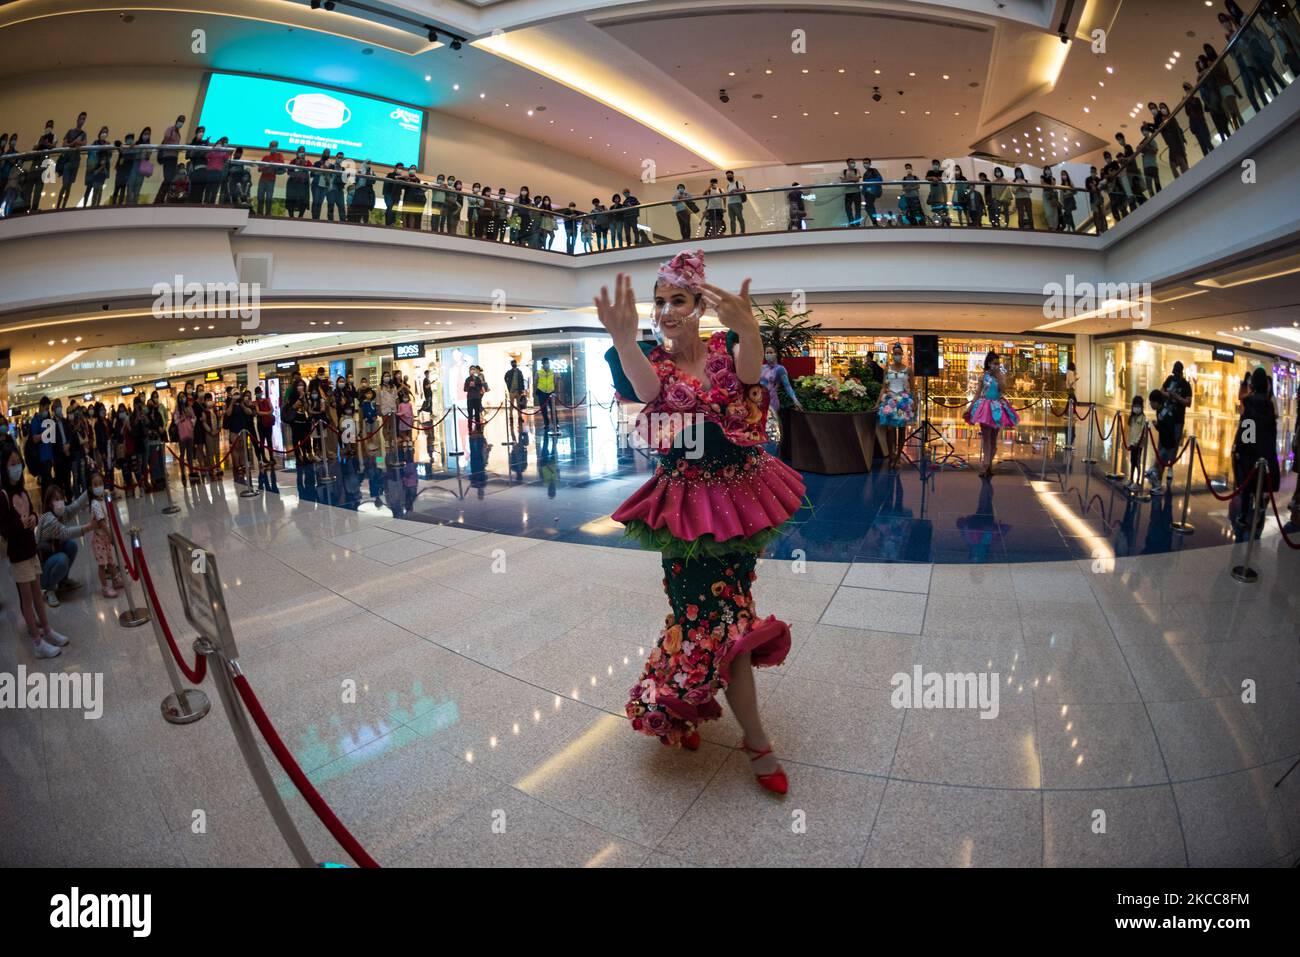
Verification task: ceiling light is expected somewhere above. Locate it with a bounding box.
[1106,66,1114,74]
[527,110,533,116]
[453,83,460,91]
[801,69,809,74]
[425,75,431,81]
[874,69,881,74]
[942,74,950,80]
[728,71,736,76]
[765,69,773,75]
[838,69,846,74]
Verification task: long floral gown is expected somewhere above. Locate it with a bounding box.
[607,331,806,747]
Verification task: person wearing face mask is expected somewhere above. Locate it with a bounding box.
[50,398,73,495]
[84,126,111,208]
[876,342,915,471]
[378,371,399,453]
[286,147,311,218]
[2,450,70,656]
[83,471,124,598]
[594,249,804,792]
[839,159,861,228]
[37,484,93,607]
[173,393,196,484]
[463,365,488,433]
[621,188,641,246]
[759,344,801,446]
[154,114,185,204]
[310,149,332,220]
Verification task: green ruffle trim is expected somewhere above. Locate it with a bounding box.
[620,519,787,561]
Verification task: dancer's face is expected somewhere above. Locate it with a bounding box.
[653,282,702,341]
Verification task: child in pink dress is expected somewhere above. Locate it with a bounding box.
[88,473,122,597]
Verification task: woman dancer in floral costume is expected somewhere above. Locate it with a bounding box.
[595,250,806,794]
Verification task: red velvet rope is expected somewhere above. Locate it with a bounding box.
[1145,429,1192,469]
[1266,493,1300,550]
[106,497,138,581]
[1095,409,1120,442]
[231,673,381,868]
[1193,442,1259,502]
[132,540,208,684]
[1071,400,1093,421]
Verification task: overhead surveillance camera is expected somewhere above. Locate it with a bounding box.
[872,87,882,102]
[451,38,463,50]
[719,89,730,103]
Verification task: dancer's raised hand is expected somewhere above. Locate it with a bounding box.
[594,273,639,343]
[700,279,756,333]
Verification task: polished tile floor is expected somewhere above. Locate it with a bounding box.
[291,406,1298,565]
[2,468,1297,867]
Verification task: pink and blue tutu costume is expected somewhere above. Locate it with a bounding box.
[964,372,1020,430]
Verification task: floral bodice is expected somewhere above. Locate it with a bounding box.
[608,331,769,450]
[643,332,768,448]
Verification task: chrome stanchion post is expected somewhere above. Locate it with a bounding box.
[105,494,151,628]
[1171,436,1196,534]
[161,450,181,514]
[1082,405,1098,464]
[133,529,209,724]
[1105,413,1126,481]
[584,391,597,430]
[1064,395,1075,449]
[197,638,318,867]
[1231,464,1266,584]
[239,430,261,498]
[1039,394,1050,480]
[1132,428,1151,502]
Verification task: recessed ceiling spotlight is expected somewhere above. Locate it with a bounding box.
[801,69,809,74]
[453,83,460,90]
[479,92,486,99]
[765,69,773,74]
[908,71,916,77]
[728,71,736,76]
[424,75,431,81]
[942,74,950,80]
[838,68,845,73]
[527,110,534,116]
[1106,66,1114,74]
[874,69,881,74]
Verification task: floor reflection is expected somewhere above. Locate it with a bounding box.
[251,404,1295,565]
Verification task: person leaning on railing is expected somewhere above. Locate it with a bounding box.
[256,140,285,215]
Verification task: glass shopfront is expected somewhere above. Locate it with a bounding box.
[1092,334,1296,470]
[816,334,1075,401]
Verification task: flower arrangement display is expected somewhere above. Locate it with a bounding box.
[792,374,881,414]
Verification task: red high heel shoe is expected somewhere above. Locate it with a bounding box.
[740,740,788,795]
[682,731,701,751]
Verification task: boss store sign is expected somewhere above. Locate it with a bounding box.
[393,342,425,360]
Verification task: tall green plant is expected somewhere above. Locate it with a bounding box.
[753,298,822,360]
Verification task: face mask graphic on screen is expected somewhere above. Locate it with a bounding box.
[286,92,351,130]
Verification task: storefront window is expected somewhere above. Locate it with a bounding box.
[816,334,1074,399]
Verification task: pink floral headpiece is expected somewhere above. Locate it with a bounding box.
[656,249,706,293]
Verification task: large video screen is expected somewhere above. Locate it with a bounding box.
[197,72,424,167]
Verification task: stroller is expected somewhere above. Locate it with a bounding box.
[167,166,191,204]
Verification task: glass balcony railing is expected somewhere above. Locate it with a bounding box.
[1,1,1294,250]
[1077,0,1300,232]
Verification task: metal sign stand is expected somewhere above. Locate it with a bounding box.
[166,533,317,866]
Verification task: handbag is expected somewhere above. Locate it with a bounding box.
[686,200,700,213]
[138,158,155,177]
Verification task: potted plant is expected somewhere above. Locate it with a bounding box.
[755,298,820,379]
[780,374,883,474]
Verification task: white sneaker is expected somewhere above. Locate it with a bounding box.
[43,628,70,647]
[32,639,61,659]
[44,589,60,607]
